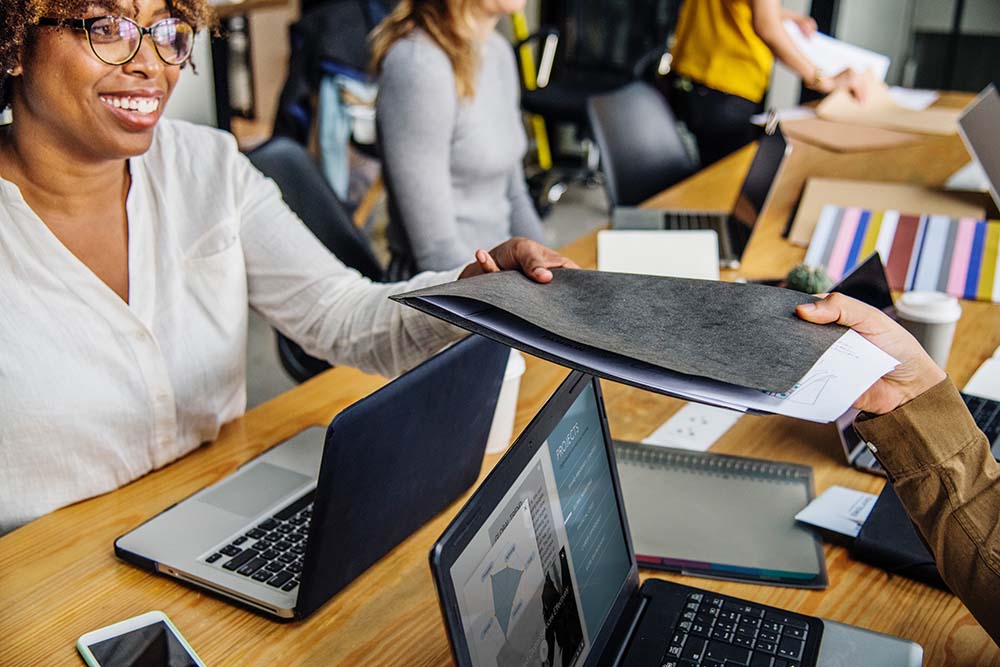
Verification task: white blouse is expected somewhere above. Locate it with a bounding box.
[0,119,462,534]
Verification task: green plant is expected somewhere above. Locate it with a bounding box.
[786,263,833,294]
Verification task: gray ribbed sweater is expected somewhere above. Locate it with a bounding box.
[377,29,545,273]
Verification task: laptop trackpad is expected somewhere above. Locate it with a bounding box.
[198,462,311,518]
[816,620,923,667]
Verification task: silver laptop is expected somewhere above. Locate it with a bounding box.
[612,123,791,269]
[957,83,1000,214]
[431,371,923,667]
[116,335,510,620]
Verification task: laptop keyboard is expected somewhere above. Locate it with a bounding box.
[961,393,1000,458]
[664,212,724,232]
[663,593,810,667]
[203,491,314,593]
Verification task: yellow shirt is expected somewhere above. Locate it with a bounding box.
[670,0,774,103]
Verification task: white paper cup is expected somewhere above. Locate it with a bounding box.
[485,349,526,454]
[895,291,962,369]
[346,105,376,145]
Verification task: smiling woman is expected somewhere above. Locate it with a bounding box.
[0,0,213,113]
[0,0,574,534]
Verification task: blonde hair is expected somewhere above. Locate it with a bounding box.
[370,0,481,99]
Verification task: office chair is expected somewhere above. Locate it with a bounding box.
[587,81,697,209]
[247,137,385,383]
[515,0,680,213]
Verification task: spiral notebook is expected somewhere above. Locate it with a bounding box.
[613,441,828,588]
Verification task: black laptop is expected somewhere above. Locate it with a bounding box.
[116,334,510,620]
[431,371,923,667]
[612,125,790,269]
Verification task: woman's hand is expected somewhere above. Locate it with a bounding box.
[788,13,817,37]
[813,68,870,103]
[795,293,946,414]
[459,238,579,283]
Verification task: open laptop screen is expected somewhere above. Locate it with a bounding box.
[958,84,1000,213]
[447,380,631,667]
[730,126,788,233]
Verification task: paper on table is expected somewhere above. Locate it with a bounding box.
[642,402,742,451]
[783,19,890,81]
[780,117,918,153]
[795,485,878,538]
[817,75,961,136]
[416,294,897,422]
[964,359,1000,402]
[888,87,939,111]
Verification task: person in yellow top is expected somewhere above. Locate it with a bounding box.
[667,0,867,166]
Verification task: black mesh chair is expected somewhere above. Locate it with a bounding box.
[247,137,385,383]
[516,0,680,211]
[587,81,697,209]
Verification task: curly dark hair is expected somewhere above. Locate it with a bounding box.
[1,0,216,111]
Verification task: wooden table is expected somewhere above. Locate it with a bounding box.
[2,128,998,666]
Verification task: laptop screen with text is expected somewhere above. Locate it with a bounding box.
[447,381,632,667]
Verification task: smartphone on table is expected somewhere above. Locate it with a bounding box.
[76,610,206,667]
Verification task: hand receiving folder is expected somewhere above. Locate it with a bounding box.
[393,269,898,422]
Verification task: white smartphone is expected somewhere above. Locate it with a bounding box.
[76,610,206,667]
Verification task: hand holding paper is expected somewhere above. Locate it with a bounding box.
[782,19,889,81]
[394,270,899,422]
[796,292,946,415]
[816,72,961,135]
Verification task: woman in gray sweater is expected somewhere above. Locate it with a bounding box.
[372,0,546,278]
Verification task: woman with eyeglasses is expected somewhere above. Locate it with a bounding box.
[0,0,576,534]
[371,0,547,279]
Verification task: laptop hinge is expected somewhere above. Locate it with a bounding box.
[611,594,650,667]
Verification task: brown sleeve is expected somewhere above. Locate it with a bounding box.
[854,378,1000,645]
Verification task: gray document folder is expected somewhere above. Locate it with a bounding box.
[392,269,845,397]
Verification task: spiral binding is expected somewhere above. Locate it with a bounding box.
[613,441,810,482]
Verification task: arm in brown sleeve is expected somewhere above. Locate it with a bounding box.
[854,378,1000,645]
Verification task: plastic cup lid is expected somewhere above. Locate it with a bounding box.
[895,291,962,324]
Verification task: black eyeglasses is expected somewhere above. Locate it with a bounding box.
[36,16,195,66]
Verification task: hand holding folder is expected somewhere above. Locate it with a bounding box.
[394,270,898,422]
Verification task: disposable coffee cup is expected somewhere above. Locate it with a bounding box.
[895,291,962,369]
[485,349,526,454]
[346,105,376,145]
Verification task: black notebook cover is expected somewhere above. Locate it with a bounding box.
[850,483,949,591]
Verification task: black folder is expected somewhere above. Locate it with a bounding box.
[850,483,949,591]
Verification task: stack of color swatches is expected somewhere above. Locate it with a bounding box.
[805,205,1000,303]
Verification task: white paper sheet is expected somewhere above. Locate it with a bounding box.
[964,358,1000,402]
[642,402,742,451]
[783,20,890,81]
[887,87,939,111]
[597,230,720,280]
[795,485,878,538]
[422,296,899,423]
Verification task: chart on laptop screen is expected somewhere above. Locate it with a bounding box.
[450,382,631,667]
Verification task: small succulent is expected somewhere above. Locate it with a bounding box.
[785,263,833,294]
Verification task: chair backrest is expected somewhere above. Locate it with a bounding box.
[247,137,384,282]
[543,0,679,78]
[247,137,384,383]
[587,81,697,209]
